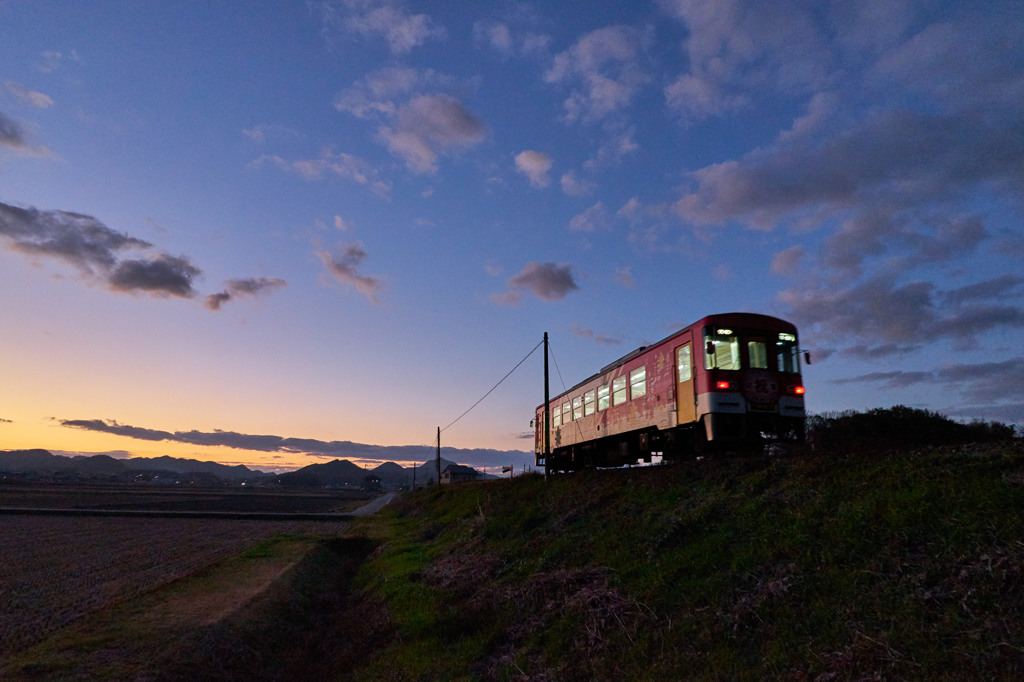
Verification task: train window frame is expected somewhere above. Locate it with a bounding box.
[776,333,801,374]
[584,389,596,416]
[572,395,584,420]
[704,327,741,371]
[748,340,768,369]
[630,366,647,399]
[612,376,628,406]
[677,344,692,382]
[562,401,572,423]
[552,407,562,427]
[597,384,610,411]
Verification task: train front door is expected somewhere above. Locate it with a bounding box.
[675,338,696,424]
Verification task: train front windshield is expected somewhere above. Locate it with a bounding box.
[704,327,800,373]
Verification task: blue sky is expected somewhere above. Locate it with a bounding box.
[1,0,1022,472]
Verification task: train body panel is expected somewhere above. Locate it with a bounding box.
[535,313,806,470]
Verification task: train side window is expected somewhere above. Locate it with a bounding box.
[572,396,584,420]
[612,376,628,406]
[748,340,768,369]
[553,406,562,427]
[704,327,740,370]
[584,389,596,416]
[676,345,692,382]
[562,401,572,423]
[630,366,646,399]
[597,384,610,411]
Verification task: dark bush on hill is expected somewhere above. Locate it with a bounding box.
[807,405,1016,453]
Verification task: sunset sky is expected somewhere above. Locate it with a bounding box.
[2,1,1022,472]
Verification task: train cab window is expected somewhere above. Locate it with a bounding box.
[597,384,610,411]
[552,406,562,427]
[704,327,740,370]
[612,376,628,406]
[572,396,584,420]
[748,340,768,369]
[562,401,572,423]
[584,389,596,416]
[630,366,646,399]
[776,332,801,373]
[676,345,692,382]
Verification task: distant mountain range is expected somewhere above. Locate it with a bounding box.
[0,449,491,487]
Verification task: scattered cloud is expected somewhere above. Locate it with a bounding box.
[108,255,201,298]
[317,240,384,303]
[662,0,829,122]
[334,215,352,231]
[615,267,634,288]
[493,261,579,305]
[35,49,78,74]
[205,277,287,311]
[378,94,486,173]
[0,111,52,156]
[568,202,610,232]
[59,417,527,465]
[582,129,639,170]
[571,322,621,345]
[771,245,804,275]
[334,66,446,119]
[0,200,283,305]
[335,68,486,173]
[545,25,651,122]
[560,171,594,196]
[824,357,1024,424]
[2,81,53,108]
[241,124,300,144]
[780,274,1024,350]
[316,0,445,54]
[474,21,514,54]
[473,20,551,57]
[514,150,552,188]
[251,148,391,196]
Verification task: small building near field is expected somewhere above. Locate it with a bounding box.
[441,464,478,485]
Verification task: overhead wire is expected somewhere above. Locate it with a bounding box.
[439,337,545,436]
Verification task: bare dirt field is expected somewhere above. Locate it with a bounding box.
[0,514,351,661]
[0,484,376,666]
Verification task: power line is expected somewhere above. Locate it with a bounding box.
[440,338,544,434]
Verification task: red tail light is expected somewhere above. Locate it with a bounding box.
[716,381,732,390]
[791,385,805,395]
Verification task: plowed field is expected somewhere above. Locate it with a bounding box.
[0,514,349,657]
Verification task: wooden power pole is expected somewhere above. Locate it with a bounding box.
[543,331,550,479]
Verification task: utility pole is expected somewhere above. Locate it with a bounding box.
[436,425,441,485]
[543,331,550,480]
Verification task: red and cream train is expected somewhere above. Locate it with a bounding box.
[535,313,806,471]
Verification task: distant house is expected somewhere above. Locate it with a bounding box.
[441,464,478,485]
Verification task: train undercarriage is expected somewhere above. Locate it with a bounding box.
[543,415,806,473]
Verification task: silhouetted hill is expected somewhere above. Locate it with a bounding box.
[0,449,61,471]
[276,457,491,488]
[122,456,261,480]
[0,450,267,483]
[277,459,368,487]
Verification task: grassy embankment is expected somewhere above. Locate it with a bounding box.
[342,442,1024,680]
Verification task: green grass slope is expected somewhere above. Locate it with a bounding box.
[346,440,1024,679]
[344,442,1024,681]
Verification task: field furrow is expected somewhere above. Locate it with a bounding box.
[0,515,348,656]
